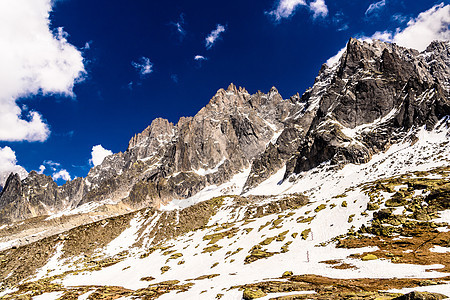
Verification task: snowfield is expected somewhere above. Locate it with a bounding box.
[13,123,447,299]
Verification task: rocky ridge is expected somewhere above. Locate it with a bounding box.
[0,38,449,226]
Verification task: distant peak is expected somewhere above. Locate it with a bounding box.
[128,117,174,150]
[425,40,450,53]
[227,83,238,93]
[269,86,278,94]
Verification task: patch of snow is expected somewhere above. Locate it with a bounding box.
[103,213,145,256]
[46,198,118,220]
[388,284,450,298]
[0,238,21,251]
[34,243,65,280]
[32,292,64,300]
[78,290,95,300]
[194,158,226,176]
[161,168,251,210]
[0,288,18,298]
[269,129,283,145]
[430,246,450,253]
[138,156,153,162]
[435,210,450,224]
[341,106,398,139]
[259,291,316,300]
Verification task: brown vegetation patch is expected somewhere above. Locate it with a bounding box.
[234,274,450,299]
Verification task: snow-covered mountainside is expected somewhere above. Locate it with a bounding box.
[0,38,450,299]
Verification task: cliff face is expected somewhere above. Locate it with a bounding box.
[247,39,450,189]
[0,38,449,223]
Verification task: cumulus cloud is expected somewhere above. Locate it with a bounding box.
[310,0,328,19]
[132,57,153,77]
[387,3,450,51]
[0,146,28,187]
[90,145,113,167]
[267,0,306,20]
[38,165,45,174]
[365,0,386,17]
[205,24,226,49]
[52,169,71,181]
[0,0,85,142]
[267,0,328,21]
[326,3,450,66]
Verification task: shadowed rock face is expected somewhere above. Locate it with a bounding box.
[246,39,450,188]
[1,39,449,223]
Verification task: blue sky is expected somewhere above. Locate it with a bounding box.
[0,0,449,185]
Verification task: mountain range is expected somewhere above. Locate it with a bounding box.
[0,38,449,300]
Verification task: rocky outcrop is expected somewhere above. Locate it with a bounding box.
[0,39,449,223]
[248,38,450,188]
[0,172,58,222]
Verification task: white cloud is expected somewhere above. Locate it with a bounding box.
[43,160,61,171]
[205,24,226,49]
[170,14,186,39]
[326,3,450,66]
[90,145,113,167]
[326,47,347,67]
[365,0,386,17]
[369,31,393,42]
[310,0,328,19]
[0,146,28,187]
[267,0,328,21]
[52,169,71,181]
[389,3,450,51]
[132,57,153,77]
[44,160,61,167]
[38,165,45,174]
[0,0,85,142]
[338,24,349,31]
[268,0,306,21]
[194,55,207,61]
[84,41,92,50]
[392,13,408,24]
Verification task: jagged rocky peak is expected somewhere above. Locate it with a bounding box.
[422,40,450,93]
[315,37,448,129]
[159,83,290,174]
[128,118,175,150]
[0,171,63,223]
[288,38,449,172]
[0,173,22,204]
[246,39,450,189]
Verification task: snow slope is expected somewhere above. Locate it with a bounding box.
[9,123,445,299]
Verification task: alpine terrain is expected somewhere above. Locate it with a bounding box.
[1,38,450,299]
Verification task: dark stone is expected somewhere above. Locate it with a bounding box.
[392,291,447,300]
